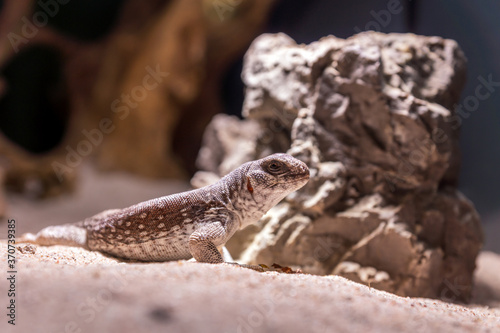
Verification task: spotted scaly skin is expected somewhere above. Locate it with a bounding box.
[19,154,310,263]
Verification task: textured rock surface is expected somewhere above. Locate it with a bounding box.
[194,32,483,301]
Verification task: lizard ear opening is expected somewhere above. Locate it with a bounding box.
[246,177,254,194]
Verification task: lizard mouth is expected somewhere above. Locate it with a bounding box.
[294,168,310,181]
[294,174,310,181]
[282,173,310,184]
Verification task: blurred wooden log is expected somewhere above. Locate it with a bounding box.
[0,0,275,198]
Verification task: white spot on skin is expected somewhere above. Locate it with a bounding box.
[116,235,123,240]
[184,218,192,223]
[158,215,164,220]
[140,231,148,237]
[140,213,147,219]
[125,230,131,235]
[126,222,131,227]
[138,224,144,229]
[158,223,165,228]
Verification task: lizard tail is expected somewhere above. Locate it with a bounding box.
[18,223,88,249]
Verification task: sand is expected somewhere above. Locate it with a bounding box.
[0,242,498,333]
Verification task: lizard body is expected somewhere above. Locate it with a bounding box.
[19,154,309,263]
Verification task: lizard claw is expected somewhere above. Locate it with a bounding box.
[224,262,265,272]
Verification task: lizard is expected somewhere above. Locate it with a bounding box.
[18,153,309,264]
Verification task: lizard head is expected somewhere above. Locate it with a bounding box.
[245,153,309,207]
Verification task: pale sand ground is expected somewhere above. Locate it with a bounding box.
[0,164,499,332]
[0,244,498,333]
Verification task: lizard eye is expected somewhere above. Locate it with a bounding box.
[266,160,284,174]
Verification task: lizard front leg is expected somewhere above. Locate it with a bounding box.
[189,222,228,263]
[188,222,264,271]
